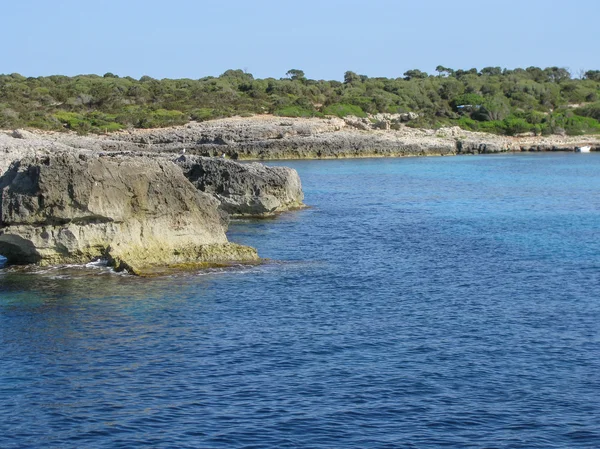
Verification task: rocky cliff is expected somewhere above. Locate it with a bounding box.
[174,155,304,217]
[0,153,259,275]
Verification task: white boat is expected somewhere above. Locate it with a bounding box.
[576,146,591,153]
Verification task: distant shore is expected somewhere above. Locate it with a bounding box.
[1,115,598,175]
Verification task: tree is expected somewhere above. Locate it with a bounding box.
[435,65,454,77]
[584,70,600,81]
[220,69,254,82]
[480,67,502,76]
[454,68,478,78]
[285,69,306,81]
[439,78,464,100]
[473,95,510,121]
[0,65,598,136]
[403,69,428,80]
[525,66,545,82]
[544,67,570,83]
[344,71,361,84]
[451,93,485,110]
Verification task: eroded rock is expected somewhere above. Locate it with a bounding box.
[175,155,304,217]
[0,153,259,274]
[2,117,599,166]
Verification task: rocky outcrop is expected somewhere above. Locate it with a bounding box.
[0,153,259,274]
[2,117,599,170]
[174,155,304,217]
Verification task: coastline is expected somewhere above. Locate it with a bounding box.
[2,115,598,174]
[0,115,597,273]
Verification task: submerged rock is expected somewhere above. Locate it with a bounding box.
[175,155,304,217]
[0,152,259,274]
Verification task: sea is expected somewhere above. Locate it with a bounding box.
[1,153,599,448]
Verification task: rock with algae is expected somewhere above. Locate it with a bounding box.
[0,152,259,274]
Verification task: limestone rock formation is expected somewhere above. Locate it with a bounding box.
[11,129,35,139]
[344,116,372,131]
[175,155,304,216]
[0,153,259,274]
[2,117,599,167]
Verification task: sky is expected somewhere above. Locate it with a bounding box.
[3,0,598,81]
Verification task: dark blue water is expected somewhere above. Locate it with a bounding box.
[1,153,600,448]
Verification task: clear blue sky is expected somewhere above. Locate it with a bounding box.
[3,0,598,80]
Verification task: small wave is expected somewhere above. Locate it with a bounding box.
[1,258,319,281]
[3,260,128,280]
[85,258,110,268]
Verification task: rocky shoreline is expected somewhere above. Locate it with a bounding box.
[0,147,304,275]
[1,116,597,274]
[2,116,598,175]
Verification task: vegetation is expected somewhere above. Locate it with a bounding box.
[1,67,599,136]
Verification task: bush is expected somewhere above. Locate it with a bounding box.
[191,108,217,121]
[502,116,532,135]
[274,106,319,117]
[103,122,125,132]
[54,111,125,133]
[54,111,85,129]
[451,93,485,110]
[575,102,600,120]
[478,120,505,134]
[457,116,507,134]
[1,68,599,135]
[457,116,480,131]
[322,103,366,118]
[514,110,547,124]
[556,114,600,135]
[134,109,188,128]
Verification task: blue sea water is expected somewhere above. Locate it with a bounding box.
[1,153,600,448]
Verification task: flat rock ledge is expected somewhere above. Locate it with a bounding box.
[0,153,260,275]
[3,116,598,169]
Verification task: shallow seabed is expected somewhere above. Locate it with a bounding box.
[1,153,599,448]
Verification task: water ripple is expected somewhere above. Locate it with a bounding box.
[1,154,600,448]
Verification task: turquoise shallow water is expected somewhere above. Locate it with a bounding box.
[1,153,600,448]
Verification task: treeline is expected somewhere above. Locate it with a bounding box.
[1,67,599,136]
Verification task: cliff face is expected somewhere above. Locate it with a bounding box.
[175,155,304,217]
[0,153,258,274]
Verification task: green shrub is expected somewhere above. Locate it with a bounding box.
[575,102,600,120]
[135,109,188,128]
[457,116,479,131]
[274,106,318,117]
[533,112,600,135]
[451,93,485,110]
[322,103,366,117]
[54,111,85,129]
[502,116,532,135]
[191,108,216,121]
[1,67,599,135]
[559,115,600,135]
[514,110,547,124]
[103,122,125,132]
[457,116,507,134]
[54,111,125,133]
[478,120,505,134]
